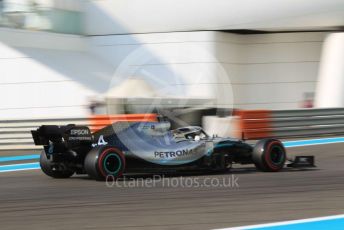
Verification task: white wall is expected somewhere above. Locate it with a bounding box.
[0,28,326,119]
[89,31,235,110]
[315,33,344,108]
[89,31,326,110]
[0,28,114,119]
[222,32,325,109]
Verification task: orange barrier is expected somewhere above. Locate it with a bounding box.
[89,114,158,132]
[233,110,272,140]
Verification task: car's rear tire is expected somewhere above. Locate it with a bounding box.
[84,146,126,181]
[40,150,75,178]
[252,139,286,172]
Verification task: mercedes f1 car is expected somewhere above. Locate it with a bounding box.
[31,120,315,180]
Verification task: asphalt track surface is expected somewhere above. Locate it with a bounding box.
[0,144,344,230]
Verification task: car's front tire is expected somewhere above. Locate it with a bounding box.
[84,146,126,181]
[252,139,286,172]
[40,150,75,178]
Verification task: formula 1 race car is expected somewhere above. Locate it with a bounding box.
[31,120,315,180]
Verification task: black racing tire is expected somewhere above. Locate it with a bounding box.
[40,150,75,178]
[84,146,126,181]
[252,139,286,172]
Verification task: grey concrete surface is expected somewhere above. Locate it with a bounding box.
[0,144,343,230]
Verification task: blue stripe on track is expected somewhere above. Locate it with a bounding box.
[252,218,344,230]
[0,154,40,162]
[283,136,344,148]
[0,162,40,172]
[251,218,344,230]
[218,214,344,230]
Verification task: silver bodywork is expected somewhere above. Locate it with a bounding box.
[96,122,233,166]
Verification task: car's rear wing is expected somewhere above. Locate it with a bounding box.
[31,125,93,147]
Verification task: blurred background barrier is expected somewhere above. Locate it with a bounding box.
[3,108,344,150]
[0,114,158,150]
[0,117,88,150]
[233,108,344,139]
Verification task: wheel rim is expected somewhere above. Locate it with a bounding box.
[103,153,122,175]
[269,145,285,165]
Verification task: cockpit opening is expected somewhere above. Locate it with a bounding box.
[172,126,209,142]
